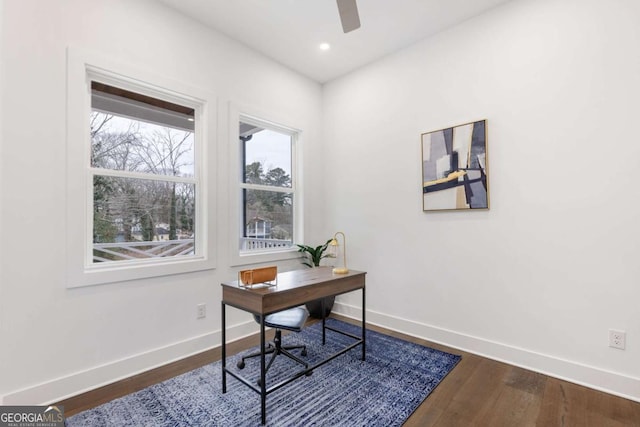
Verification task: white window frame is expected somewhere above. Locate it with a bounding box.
[66,47,216,288]
[229,105,303,266]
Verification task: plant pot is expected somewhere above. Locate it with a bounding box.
[305,296,335,319]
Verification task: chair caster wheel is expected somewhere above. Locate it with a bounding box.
[301,348,307,357]
[257,378,262,387]
[237,360,245,369]
[305,370,313,376]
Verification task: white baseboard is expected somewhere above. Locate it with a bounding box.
[333,301,640,403]
[1,320,257,406]
[4,304,638,406]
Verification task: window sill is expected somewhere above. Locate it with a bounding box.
[67,256,216,288]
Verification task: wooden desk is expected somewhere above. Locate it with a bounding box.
[221,267,367,425]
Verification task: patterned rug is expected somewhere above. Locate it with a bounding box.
[66,319,460,426]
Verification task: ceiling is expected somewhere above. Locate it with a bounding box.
[157,0,513,83]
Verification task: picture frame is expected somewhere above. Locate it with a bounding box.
[421,120,489,211]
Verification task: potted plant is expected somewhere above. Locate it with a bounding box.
[296,239,336,318]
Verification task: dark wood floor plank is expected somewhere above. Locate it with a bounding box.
[444,358,512,426]
[584,383,640,427]
[56,315,640,426]
[473,366,544,427]
[536,377,571,426]
[403,353,482,426]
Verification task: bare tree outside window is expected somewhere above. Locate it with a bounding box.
[90,83,196,263]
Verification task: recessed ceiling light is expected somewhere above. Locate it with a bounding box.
[319,43,331,51]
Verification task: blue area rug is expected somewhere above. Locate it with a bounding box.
[66,319,460,426]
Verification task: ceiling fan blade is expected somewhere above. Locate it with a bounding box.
[336,0,361,33]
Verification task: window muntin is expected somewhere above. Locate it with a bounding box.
[90,82,197,264]
[239,119,295,253]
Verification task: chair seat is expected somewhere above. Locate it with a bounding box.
[260,307,308,332]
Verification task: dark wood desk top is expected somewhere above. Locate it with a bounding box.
[221,267,366,315]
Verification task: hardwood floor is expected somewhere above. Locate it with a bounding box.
[58,316,640,426]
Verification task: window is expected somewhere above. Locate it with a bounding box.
[239,117,297,255]
[90,82,196,263]
[66,47,215,287]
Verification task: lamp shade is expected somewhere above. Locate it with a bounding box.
[331,232,348,274]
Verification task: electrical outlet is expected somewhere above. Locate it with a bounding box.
[196,303,206,319]
[609,329,626,350]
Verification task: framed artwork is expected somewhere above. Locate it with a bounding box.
[421,120,489,211]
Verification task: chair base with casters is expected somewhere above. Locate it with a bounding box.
[237,306,312,385]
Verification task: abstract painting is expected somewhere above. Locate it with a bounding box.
[421,120,489,211]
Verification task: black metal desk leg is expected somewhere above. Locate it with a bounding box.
[321,298,326,345]
[222,302,227,393]
[260,315,266,425]
[362,287,366,361]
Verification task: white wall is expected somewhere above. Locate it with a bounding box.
[0,0,323,404]
[324,0,640,401]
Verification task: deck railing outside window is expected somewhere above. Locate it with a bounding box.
[93,239,194,262]
[240,237,292,251]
